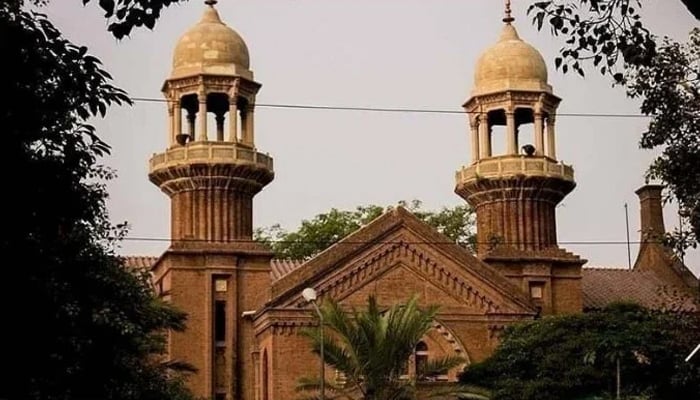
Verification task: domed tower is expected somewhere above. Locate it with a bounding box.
[148,2,273,399]
[455,1,584,314]
[150,0,273,243]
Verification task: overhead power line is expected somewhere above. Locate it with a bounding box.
[129,97,652,119]
[118,236,660,246]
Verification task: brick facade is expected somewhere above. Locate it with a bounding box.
[131,3,698,399]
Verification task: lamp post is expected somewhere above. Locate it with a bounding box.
[302,287,324,400]
[686,343,700,362]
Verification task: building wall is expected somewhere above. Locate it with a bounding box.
[152,248,272,400]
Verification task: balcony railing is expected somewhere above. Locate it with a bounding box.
[149,142,274,172]
[455,155,573,184]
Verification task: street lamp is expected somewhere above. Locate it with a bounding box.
[302,287,324,400]
[686,343,700,362]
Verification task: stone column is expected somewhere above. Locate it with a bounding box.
[174,100,182,144]
[228,98,238,142]
[215,113,225,141]
[506,108,517,155]
[534,111,544,156]
[470,116,479,163]
[187,112,196,140]
[546,115,556,159]
[168,99,175,146]
[244,106,255,145]
[197,90,208,141]
[478,113,491,158]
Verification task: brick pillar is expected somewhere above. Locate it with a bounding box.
[635,184,666,241]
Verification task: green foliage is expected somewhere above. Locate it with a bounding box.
[7,1,188,38]
[460,303,700,400]
[627,28,700,253]
[527,1,700,251]
[81,0,190,39]
[255,200,475,260]
[298,295,483,400]
[527,1,657,78]
[1,2,194,399]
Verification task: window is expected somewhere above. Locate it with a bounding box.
[262,349,269,400]
[529,282,544,299]
[415,341,428,378]
[215,300,226,344]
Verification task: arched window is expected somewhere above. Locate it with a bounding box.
[262,349,269,400]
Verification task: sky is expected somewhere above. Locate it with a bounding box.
[45,0,698,275]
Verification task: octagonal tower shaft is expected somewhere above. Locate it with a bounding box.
[456,163,575,256]
[149,144,273,243]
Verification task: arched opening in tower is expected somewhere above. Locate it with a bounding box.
[515,107,535,155]
[180,93,199,142]
[487,109,507,156]
[207,92,229,141]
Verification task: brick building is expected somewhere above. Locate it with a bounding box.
[126,2,699,399]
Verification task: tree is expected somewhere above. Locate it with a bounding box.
[460,303,700,400]
[255,200,475,260]
[1,1,194,399]
[527,1,658,77]
[626,29,700,253]
[297,295,488,400]
[527,1,700,252]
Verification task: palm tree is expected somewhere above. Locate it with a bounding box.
[297,294,489,400]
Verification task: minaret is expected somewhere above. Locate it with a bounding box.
[148,2,273,399]
[455,1,584,314]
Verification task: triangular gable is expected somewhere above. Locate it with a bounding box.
[267,207,536,315]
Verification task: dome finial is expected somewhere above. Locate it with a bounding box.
[503,0,515,24]
[204,0,218,6]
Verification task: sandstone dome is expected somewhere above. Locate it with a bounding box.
[472,23,551,95]
[171,5,250,78]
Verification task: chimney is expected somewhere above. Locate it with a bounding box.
[635,184,666,241]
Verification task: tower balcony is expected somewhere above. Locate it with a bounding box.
[149,141,273,173]
[455,155,576,256]
[149,141,274,199]
[148,141,275,243]
[455,155,573,186]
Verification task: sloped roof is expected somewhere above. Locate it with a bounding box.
[582,267,698,312]
[122,234,697,314]
[122,254,304,280]
[122,255,159,270]
[271,259,304,280]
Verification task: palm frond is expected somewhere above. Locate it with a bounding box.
[298,294,471,400]
[418,356,466,379]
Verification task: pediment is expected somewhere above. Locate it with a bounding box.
[267,207,536,315]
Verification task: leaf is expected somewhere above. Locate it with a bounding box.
[535,12,545,31]
[98,0,115,17]
[144,15,156,30]
[594,54,602,66]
